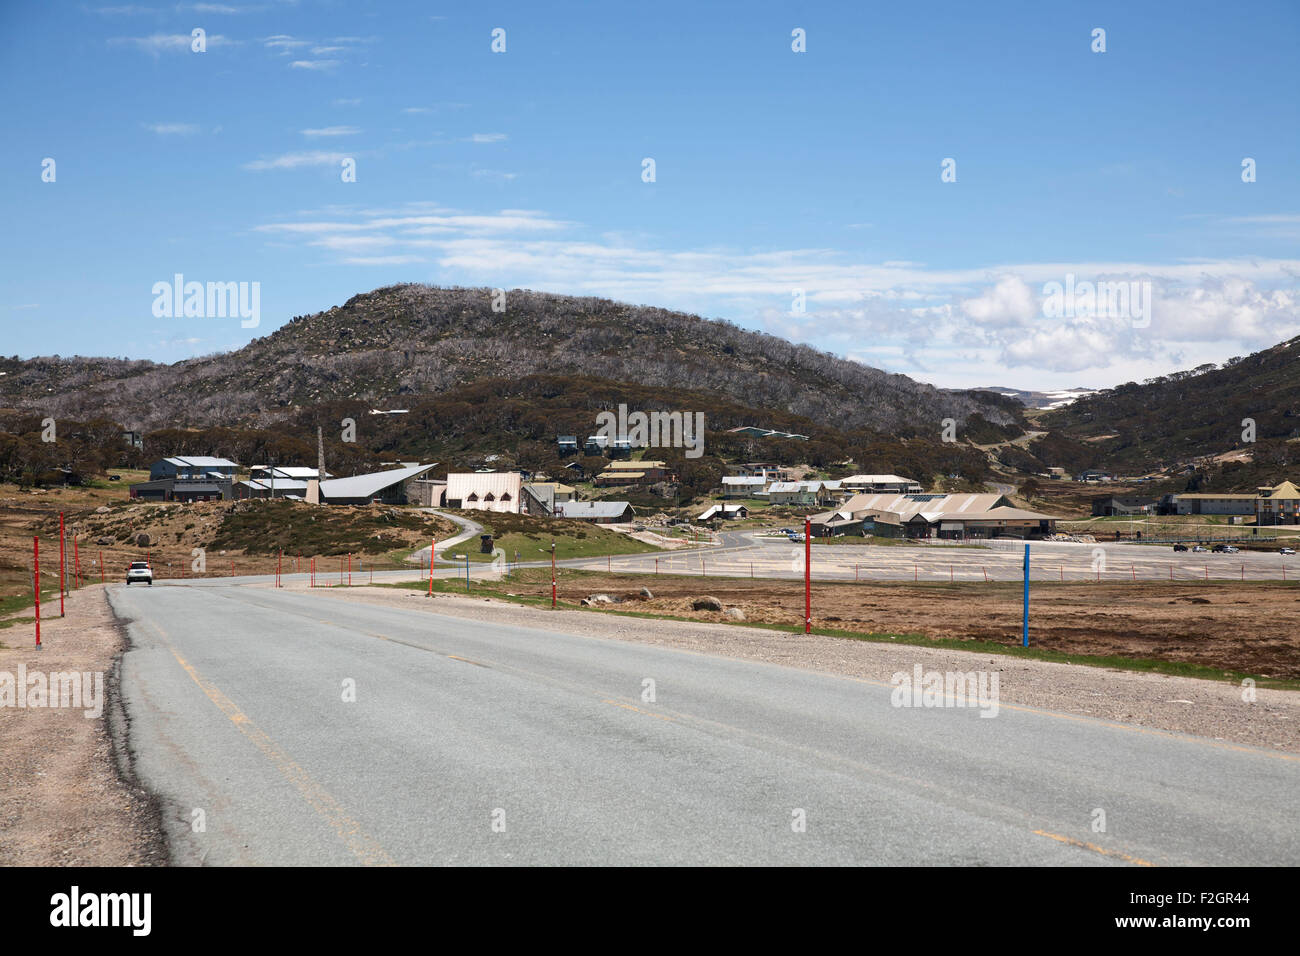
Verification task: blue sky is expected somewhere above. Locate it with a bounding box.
[3,0,1298,391]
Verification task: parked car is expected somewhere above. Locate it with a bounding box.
[125,561,153,586]
[1222,545,1239,554]
[1281,547,1296,556]
[1172,544,1188,552]
[1211,544,1227,553]
[1192,545,1208,553]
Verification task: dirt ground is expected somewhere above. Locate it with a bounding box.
[538,573,1300,680]
[0,584,166,865]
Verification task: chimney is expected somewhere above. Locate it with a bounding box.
[317,425,326,480]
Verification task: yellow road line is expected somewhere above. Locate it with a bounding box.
[154,627,395,866]
[602,699,675,722]
[1033,829,1156,867]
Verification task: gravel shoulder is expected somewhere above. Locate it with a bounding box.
[0,585,166,866]
[303,582,1300,755]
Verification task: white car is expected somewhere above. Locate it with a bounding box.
[1281,547,1296,556]
[125,561,153,586]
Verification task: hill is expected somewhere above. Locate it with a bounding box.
[1041,334,1300,485]
[1,285,1019,435]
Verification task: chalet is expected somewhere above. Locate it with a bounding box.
[444,472,523,513]
[721,476,768,498]
[732,462,791,480]
[555,500,635,524]
[1257,481,1300,525]
[839,474,923,495]
[1074,470,1115,483]
[766,481,819,506]
[556,436,580,457]
[594,460,674,487]
[698,504,749,521]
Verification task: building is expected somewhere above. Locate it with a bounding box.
[250,465,330,481]
[129,477,232,502]
[444,472,524,513]
[1090,496,1159,517]
[555,500,635,524]
[594,460,675,487]
[131,456,239,502]
[556,436,580,457]
[149,456,239,481]
[732,462,792,480]
[235,478,310,500]
[809,506,905,538]
[122,430,143,450]
[1074,470,1116,483]
[721,476,768,498]
[821,492,1058,540]
[839,474,924,495]
[1167,493,1257,516]
[408,479,447,508]
[319,463,438,506]
[698,504,749,521]
[1257,481,1300,525]
[767,481,816,506]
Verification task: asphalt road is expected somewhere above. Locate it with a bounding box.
[111,580,1300,865]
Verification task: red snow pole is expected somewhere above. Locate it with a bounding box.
[34,537,41,649]
[59,512,65,617]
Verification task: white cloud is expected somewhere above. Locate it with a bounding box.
[249,201,1300,388]
[301,125,360,137]
[468,133,507,143]
[145,122,200,135]
[110,33,231,53]
[242,150,350,170]
[959,275,1038,328]
[290,59,340,70]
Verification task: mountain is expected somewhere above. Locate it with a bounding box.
[0,285,1021,435]
[971,386,1099,410]
[1041,334,1300,479]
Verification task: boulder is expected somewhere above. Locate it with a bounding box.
[134,532,152,547]
[95,536,114,546]
[724,607,746,621]
[692,596,724,612]
[95,506,111,514]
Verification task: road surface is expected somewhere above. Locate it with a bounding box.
[111,580,1300,865]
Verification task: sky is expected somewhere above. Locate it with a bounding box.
[2,0,1298,392]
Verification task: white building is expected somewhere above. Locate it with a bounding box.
[445,472,523,513]
[839,474,924,494]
